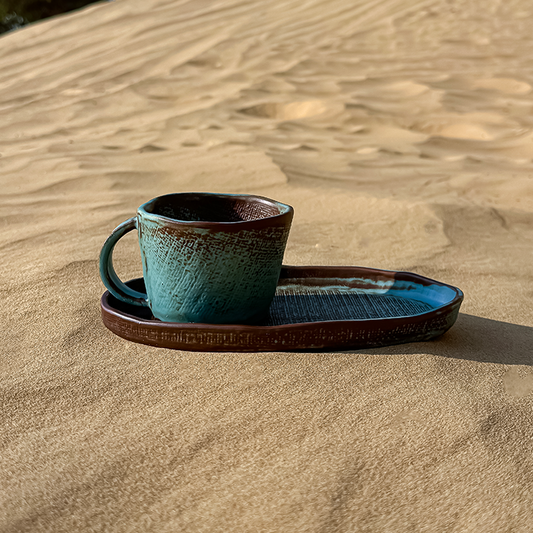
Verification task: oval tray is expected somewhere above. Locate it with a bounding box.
[100,266,463,352]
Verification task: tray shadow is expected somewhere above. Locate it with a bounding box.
[347,313,533,366]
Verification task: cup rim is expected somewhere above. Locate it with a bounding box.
[138,192,293,229]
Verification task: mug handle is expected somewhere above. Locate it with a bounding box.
[99,217,149,307]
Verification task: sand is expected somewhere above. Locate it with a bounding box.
[1,0,533,530]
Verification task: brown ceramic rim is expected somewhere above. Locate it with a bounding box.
[139,192,294,231]
[100,265,464,352]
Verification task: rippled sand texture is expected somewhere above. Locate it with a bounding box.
[1,0,533,531]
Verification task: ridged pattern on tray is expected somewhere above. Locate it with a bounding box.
[266,288,433,325]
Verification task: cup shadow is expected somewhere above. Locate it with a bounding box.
[349,313,533,366]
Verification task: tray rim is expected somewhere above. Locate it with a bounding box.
[100,265,464,334]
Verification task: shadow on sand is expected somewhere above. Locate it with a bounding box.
[352,313,533,366]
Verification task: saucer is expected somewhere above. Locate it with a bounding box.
[100,265,463,352]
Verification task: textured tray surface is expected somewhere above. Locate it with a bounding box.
[101,266,463,352]
[266,290,432,325]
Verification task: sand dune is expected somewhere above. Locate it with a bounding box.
[1,0,533,531]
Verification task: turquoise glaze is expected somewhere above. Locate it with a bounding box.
[99,193,293,324]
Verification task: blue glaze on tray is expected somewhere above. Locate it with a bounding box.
[100,265,464,352]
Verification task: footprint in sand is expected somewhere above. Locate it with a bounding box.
[239,100,335,120]
[503,367,533,397]
[471,78,531,95]
[437,123,495,141]
[139,144,167,153]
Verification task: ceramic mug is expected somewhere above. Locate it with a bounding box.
[99,192,293,324]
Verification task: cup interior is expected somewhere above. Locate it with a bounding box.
[143,193,286,223]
